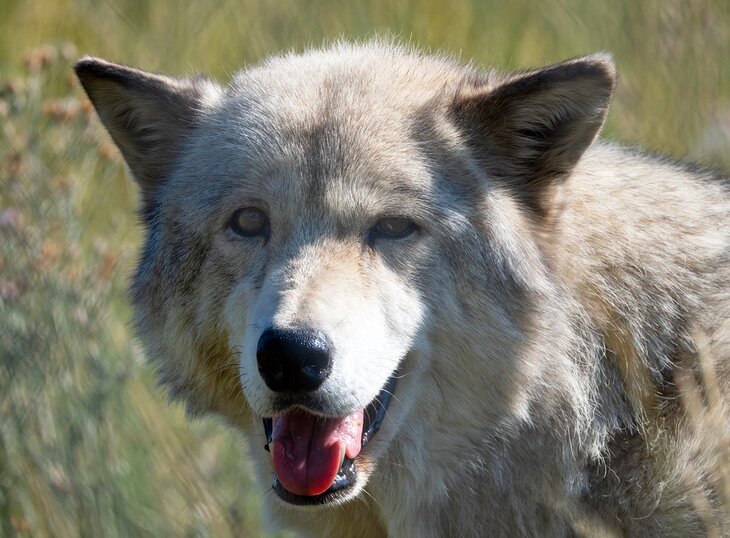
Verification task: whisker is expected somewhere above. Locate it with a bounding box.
[379,389,403,407]
[358,485,383,511]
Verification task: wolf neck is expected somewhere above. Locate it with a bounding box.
[367,312,621,536]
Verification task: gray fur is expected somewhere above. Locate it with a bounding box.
[75,41,729,537]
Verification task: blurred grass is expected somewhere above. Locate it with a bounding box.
[0,1,728,536]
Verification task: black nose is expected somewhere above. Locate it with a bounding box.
[256,328,332,392]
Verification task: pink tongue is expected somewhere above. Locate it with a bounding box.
[271,409,364,496]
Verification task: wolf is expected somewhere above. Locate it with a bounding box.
[75,42,729,537]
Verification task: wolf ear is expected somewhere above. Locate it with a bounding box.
[453,54,616,217]
[74,57,221,202]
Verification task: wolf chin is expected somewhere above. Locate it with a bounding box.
[75,42,729,537]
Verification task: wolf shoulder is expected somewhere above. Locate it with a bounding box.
[564,141,730,252]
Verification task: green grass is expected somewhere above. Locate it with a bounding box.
[0,1,728,536]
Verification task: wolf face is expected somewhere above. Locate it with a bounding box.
[75,44,730,536]
[75,44,614,510]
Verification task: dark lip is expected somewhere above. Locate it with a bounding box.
[262,374,398,506]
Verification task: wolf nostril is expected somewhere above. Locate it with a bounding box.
[256,328,332,392]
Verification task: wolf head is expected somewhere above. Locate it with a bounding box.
[76,43,614,508]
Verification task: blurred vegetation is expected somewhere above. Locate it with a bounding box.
[0,0,728,536]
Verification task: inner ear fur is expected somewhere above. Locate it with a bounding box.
[74,57,221,203]
[452,54,616,218]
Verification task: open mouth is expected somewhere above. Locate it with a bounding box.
[262,375,397,506]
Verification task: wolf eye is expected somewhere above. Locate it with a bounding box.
[371,217,416,240]
[229,207,267,237]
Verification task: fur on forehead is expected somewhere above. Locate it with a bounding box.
[228,41,484,110]
[161,46,489,229]
[202,42,477,170]
[172,44,495,198]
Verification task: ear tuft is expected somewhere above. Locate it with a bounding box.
[74,58,221,203]
[453,53,616,217]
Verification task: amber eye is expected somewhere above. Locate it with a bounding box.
[371,217,417,240]
[229,207,267,237]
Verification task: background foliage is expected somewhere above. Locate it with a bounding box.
[0,1,728,536]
